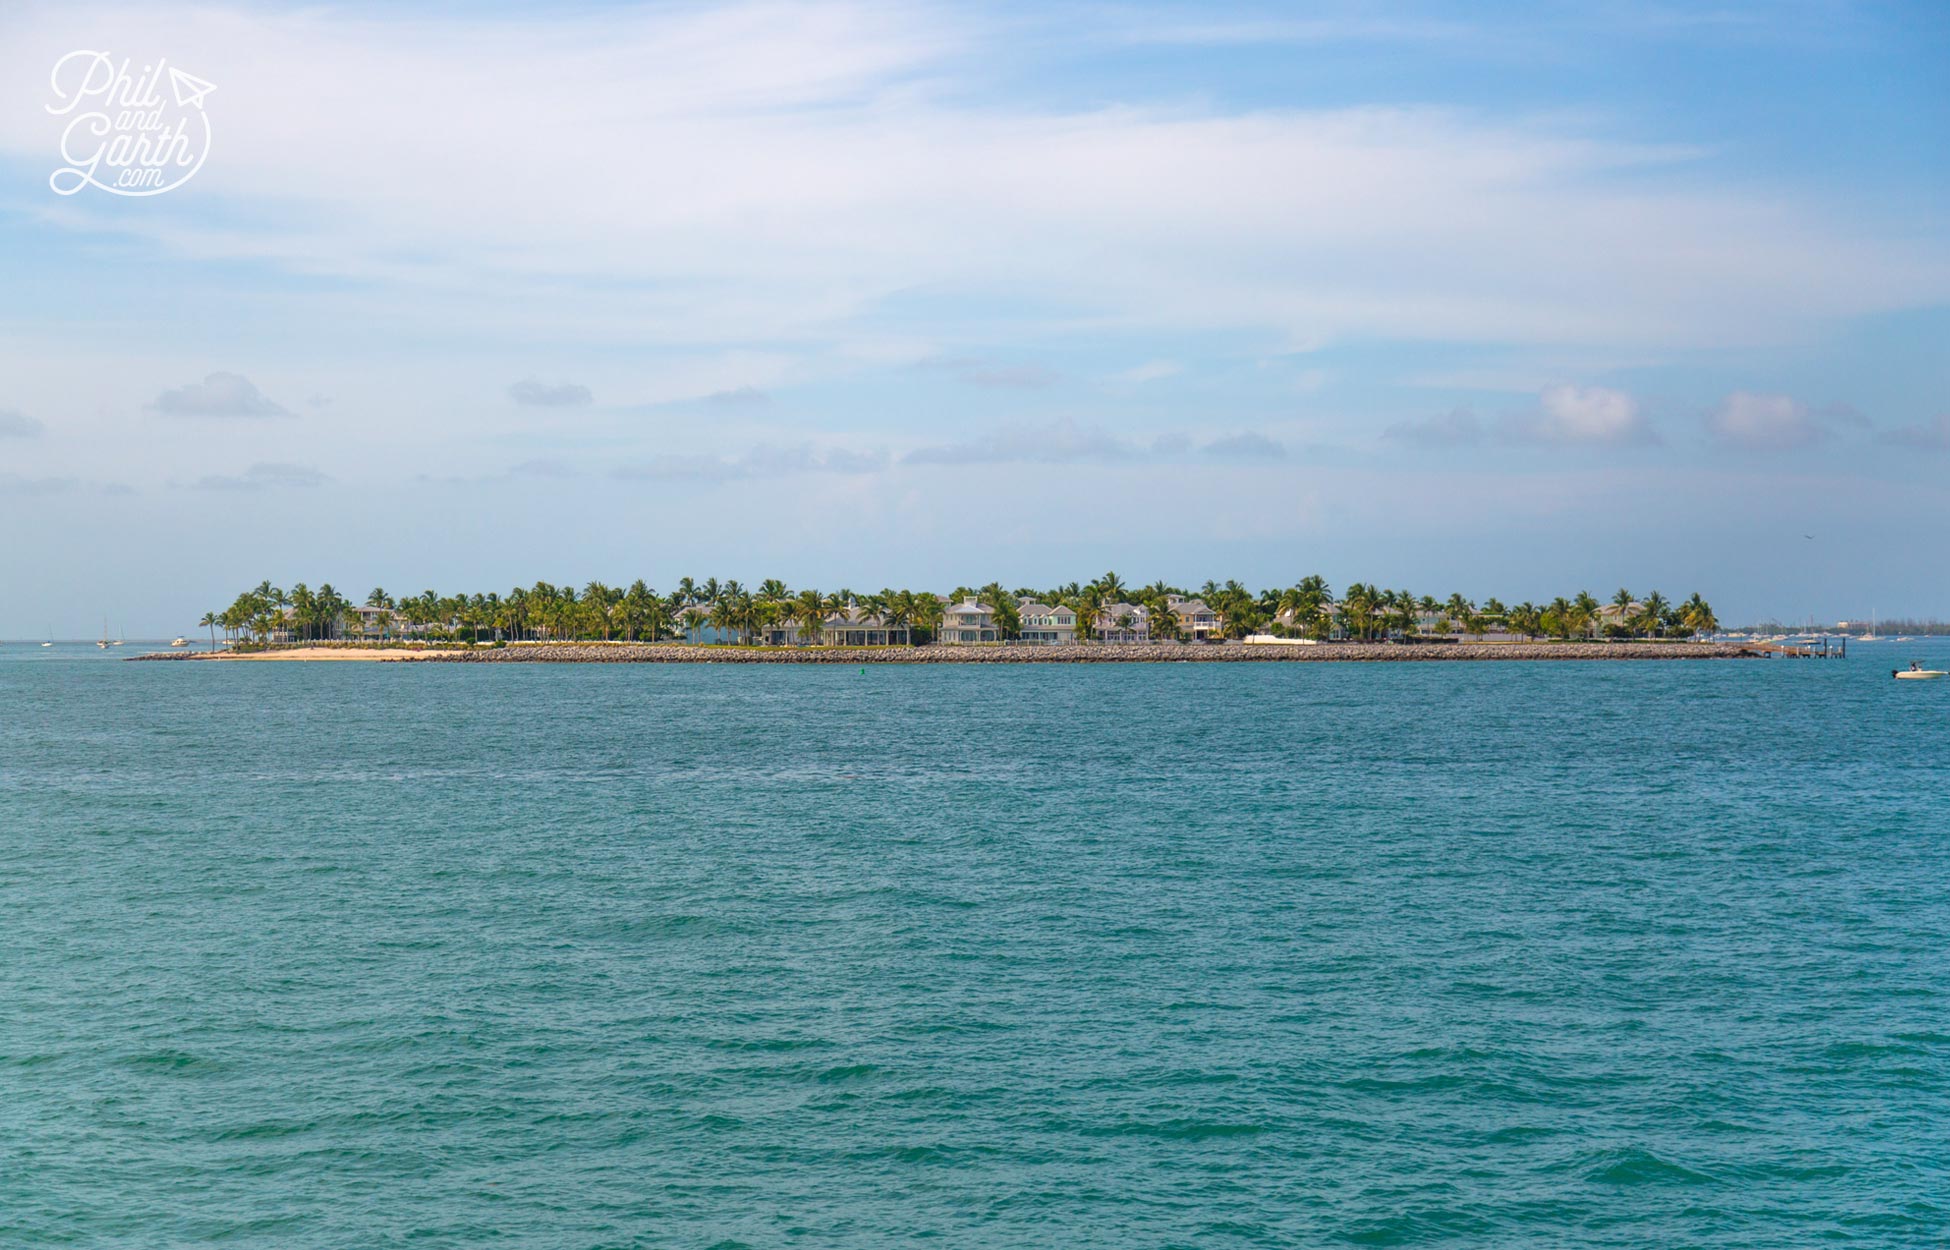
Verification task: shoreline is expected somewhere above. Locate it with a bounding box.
[132,641,1759,664]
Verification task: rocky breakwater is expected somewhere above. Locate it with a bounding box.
[412,641,1756,664]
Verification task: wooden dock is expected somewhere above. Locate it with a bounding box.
[1745,638,1846,659]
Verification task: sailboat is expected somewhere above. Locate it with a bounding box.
[41,625,52,647]
[111,626,125,647]
[1855,610,1876,643]
[97,619,109,649]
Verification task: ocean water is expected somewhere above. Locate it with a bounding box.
[3,642,1947,1247]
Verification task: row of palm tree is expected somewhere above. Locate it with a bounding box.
[205,574,1716,646]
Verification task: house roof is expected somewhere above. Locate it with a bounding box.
[825,606,899,628]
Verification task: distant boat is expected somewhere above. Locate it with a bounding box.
[97,618,110,649]
[170,637,188,648]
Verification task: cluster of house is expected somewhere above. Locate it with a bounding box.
[301,593,1646,646]
[941,594,1223,645]
[746,595,1226,646]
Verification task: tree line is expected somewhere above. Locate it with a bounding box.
[203,575,1716,646]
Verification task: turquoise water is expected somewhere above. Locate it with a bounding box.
[3,643,1947,1247]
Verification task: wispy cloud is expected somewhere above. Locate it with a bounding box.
[916,358,1061,389]
[1880,413,1950,450]
[1386,386,1656,447]
[1201,431,1287,460]
[509,378,594,408]
[0,473,78,495]
[904,421,1285,465]
[1116,14,1471,48]
[0,408,44,438]
[193,462,328,491]
[151,373,290,418]
[1120,360,1182,383]
[1385,407,1484,446]
[508,457,581,478]
[702,386,772,410]
[612,443,886,482]
[904,421,1129,465]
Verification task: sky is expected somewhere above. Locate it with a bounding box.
[0,0,1946,634]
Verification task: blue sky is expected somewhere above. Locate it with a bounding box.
[0,0,1946,633]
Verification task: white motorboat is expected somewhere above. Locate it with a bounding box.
[170,637,189,647]
[1894,666,1944,680]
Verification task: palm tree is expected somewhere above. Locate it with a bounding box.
[980,582,1020,640]
[1572,591,1600,639]
[198,611,218,652]
[787,589,824,645]
[1637,590,1670,639]
[1069,585,1103,642]
[1547,596,1573,639]
[1681,593,1718,637]
[1144,588,1183,641]
[911,592,945,643]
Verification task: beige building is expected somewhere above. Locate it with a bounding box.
[938,598,1000,644]
[1167,595,1221,640]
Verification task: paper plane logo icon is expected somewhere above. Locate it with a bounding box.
[168,67,217,110]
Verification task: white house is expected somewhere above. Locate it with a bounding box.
[1094,601,1151,643]
[938,598,999,643]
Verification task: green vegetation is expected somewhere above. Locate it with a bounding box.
[208,574,1717,648]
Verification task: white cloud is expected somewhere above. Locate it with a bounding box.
[1515,385,1656,445]
[1386,387,1655,447]
[1705,392,1827,450]
[1,2,1938,361]
[150,372,290,418]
